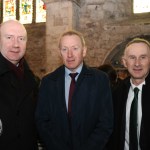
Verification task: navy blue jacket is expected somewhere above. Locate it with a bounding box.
[35,64,113,150]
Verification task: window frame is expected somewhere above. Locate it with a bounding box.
[132,0,150,18]
[0,0,46,24]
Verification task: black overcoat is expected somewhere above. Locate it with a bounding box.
[0,53,38,150]
[112,74,150,150]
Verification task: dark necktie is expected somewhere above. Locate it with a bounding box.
[129,87,139,150]
[68,73,78,118]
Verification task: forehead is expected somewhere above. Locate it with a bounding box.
[60,35,82,45]
[125,42,150,56]
[1,21,27,36]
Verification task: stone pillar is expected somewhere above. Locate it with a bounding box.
[43,0,81,73]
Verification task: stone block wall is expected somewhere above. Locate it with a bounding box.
[24,0,150,78]
[25,23,46,78]
[79,0,150,68]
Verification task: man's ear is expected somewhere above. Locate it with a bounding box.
[122,56,127,68]
[83,46,87,57]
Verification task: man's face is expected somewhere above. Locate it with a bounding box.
[122,42,150,85]
[59,35,87,72]
[0,21,27,65]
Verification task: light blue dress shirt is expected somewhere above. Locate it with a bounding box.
[65,63,83,111]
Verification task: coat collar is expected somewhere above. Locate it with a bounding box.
[0,53,30,77]
[0,53,10,75]
[48,64,94,82]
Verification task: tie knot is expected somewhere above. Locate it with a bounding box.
[69,73,78,79]
[134,87,139,95]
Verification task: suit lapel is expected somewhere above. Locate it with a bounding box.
[55,67,71,141]
[120,79,131,150]
[71,65,92,133]
[56,70,68,118]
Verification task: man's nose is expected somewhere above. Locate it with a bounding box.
[13,38,19,47]
[67,49,73,57]
[135,58,140,66]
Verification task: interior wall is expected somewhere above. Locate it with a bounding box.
[105,35,150,69]
[25,23,46,78]
[24,0,150,78]
[78,0,150,68]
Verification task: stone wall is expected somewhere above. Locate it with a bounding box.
[25,0,150,78]
[25,23,46,78]
[79,0,150,68]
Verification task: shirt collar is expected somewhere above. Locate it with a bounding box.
[65,63,83,77]
[130,79,145,91]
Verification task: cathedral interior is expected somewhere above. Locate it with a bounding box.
[0,0,150,79]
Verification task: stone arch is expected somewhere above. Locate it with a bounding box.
[104,34,150,69]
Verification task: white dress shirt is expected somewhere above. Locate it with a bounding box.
[124,80,145,150]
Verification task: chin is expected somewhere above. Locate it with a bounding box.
[133,75,144,79]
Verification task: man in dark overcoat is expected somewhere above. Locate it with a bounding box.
[0,20,38,150]
[35,30,113,150]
